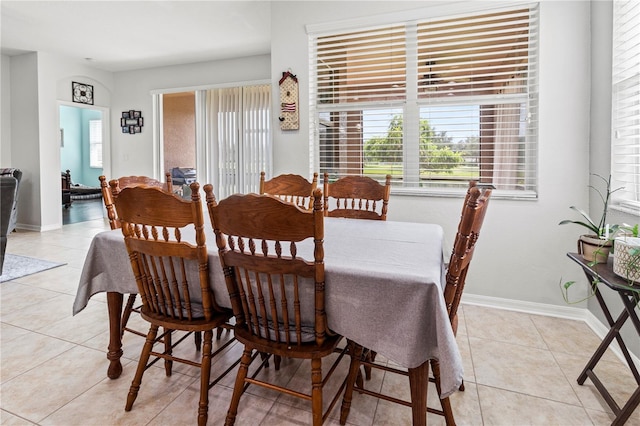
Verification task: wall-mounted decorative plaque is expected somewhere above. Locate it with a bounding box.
[72,81,94,105]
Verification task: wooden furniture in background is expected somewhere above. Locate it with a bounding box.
[323,174,391,220]
[567,252,640,426]
[61,169,72,208]
[206,187,347,426]
[1,175,18,273]
[259,171,318,209]
[0,168,22,233]
[116,183,234,426]
[109,172,172,200]
[340,181,493,426]
[99,173,176,340]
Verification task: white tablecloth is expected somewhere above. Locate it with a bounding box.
[73,217,463,397]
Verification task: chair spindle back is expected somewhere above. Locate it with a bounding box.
[115,183,222,322]
[206,187,327,346]
[323,173,391,220]
[259,172,318,210]
[99,172,173,230]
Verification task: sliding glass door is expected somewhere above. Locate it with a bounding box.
[155,83,272,198]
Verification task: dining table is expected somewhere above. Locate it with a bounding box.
[73,216,463,399]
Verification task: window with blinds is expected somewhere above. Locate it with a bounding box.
[311,5,539,196]
[611,0,640,213]
[89,119,102,168]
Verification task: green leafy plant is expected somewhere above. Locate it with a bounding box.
[558,174,637,305]
[561,224,640,306]
[617,223,639,237]
[558,174,623,238]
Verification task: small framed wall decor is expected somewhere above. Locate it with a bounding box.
[72,81,94,105]
[121,110,143,134]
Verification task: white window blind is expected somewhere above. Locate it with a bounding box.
[311,5,539,196]
[612,0,640,213]
[89,119,102,168]
[206,84,271,199]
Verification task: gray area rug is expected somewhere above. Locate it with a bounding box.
[0,254,65,282]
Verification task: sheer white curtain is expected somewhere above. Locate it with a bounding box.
[205,84,271,199]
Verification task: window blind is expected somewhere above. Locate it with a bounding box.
[612,0,640,212]
[311,5,539,196]
[206,84,271,199]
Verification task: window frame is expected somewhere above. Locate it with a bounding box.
[88,119,103,169]
[308,3,539,199]
[611,0,640,215]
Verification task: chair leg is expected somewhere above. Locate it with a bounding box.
[216,327,223,340]
[310,357,323,426]
[197,330,214,426]
[164,327,173,376]
[431,359,455,426]
[225,347,253,426]
[194,331,202,351]
[340,341,364,425]
[363,350,377,380]
[125,324,158,411]
[408,360,429,426]
[274,355,281,370]
[120,293,137,337]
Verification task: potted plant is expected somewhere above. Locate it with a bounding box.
[559,174,622,263]
[613,224,640,283]
[561,223,640,305]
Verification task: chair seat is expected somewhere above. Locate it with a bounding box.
[141,307,232,332]
[233,326,342,359]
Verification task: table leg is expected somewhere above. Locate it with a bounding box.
[577,307,629,385]
[106,291,124,379]
[408,360,429,426]
[613,385,640,426]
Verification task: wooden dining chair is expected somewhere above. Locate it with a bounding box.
[99,172,178,340]
[323,173,391,220]
[339,181,493,426]
[99,172,172,231]
[116,183,234,426]
[205,186,349,426]
[259,171,318,209]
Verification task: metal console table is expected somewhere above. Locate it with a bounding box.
[567,253,640,425]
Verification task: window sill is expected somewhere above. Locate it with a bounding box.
[390,187,538,200]
[611,202,640,217]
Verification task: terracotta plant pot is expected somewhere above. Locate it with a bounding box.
[578,234,612,264]
[613,237,640,283]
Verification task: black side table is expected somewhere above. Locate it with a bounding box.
[567,253,640,425]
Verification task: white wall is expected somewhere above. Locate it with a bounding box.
[110,55,271,179]
[9,53,41,229]
[1,55,11,167]
[4,52,114,230]
[271,1,594,308]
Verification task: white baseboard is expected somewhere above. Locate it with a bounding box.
[15,222,62,232]
[462,293,640,369]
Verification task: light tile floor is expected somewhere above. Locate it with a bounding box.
[1,218,639,425]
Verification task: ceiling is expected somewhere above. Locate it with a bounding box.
[0,1,272,72]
